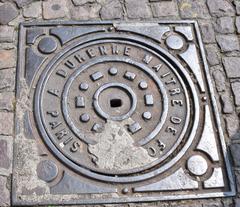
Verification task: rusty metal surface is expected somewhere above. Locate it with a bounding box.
[12,21,235,206]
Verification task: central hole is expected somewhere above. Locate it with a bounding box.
[110,99,122,108]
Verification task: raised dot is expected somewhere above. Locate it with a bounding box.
[202,96,207,101]
[90,71,104,81]
[80,113,90,123]
[109,67,118,75]
[139,81,148,90]
[37,160,58,182]
[124,71,136,81]
[128,122,142,134]
[79,83,89,91]
[187,155,208,176]
[122,187,129,194]
[142,111,152,120]
[166,35,184,50]
[38,37,57,54]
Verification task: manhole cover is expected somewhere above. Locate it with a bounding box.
[13,21,235,206]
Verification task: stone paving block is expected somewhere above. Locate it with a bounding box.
[207,0,235,17]
[0,136,13,176]
[13,0,34,8]
[220,94,234,114]
[199,21,215,43]
[231,144,240,167]
[126,0,152,19]
[0,3,18,25]
[223,57,240,78]
[151,1,178,17]
[0,49,16,69]
[0,69,15,92]
[43,0,69,19]
[216,35,240,52]
[0,112,14,135]
[72,0,95,6]
[178,0,210,19]
[23,1,42,18]
[205,44,220,66]
[225,115,240,138]
[70,3,101,20]
[214,17,235,34]
[231,82,240,106]
[100,0,123,20]
[236,16,240,34]
[212,69,226,92]
[0,26,15,43]
[0,92,15,112]
[235,198,240,207]
[234,0,240,15]
[0,176,10,207]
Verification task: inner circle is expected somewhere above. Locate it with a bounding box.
[93,83,137,121]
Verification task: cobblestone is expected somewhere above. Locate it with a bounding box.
[0,136,13,176]
[151,1,178,17]
[0,112,14,136]
[234,0,240,15]
[0,26,15,43]
[43,0,69,19]
[231,144,240,167]
[13,0,34,8]
[0,69,15,92]
[225,115,240,138]
[0,2,18,24]
[207,0,235,17]
[220,94,234,114]
[125,0,152,19]
[216,35,240,52]
[235,198,240,207]
[199,21,215,43]
[236,16,240,34]
[212,69,226,92]
[0,176,10,207]
[23,1,42,18]
[223,57,240,78]
[214,17,235,34]
[178,0,210,19]
[72,0,95,6]
[205,44,220,66]
[0,92,15,112]
[100,0,123,20]
[0,49,16,69]
[231,82,240,106]
[70,3,101,20]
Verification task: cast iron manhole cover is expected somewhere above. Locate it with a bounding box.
[13,21,235,205]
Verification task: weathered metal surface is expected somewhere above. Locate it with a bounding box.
[13,21,235,206]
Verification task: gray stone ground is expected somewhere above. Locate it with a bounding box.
[0,0,240,206]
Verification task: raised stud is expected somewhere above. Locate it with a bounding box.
[80,113,90,123]
[79,83,89,91]
[139,81,148,90]
[142,111,152,120]
[108,67,118,75]
[187,155,208,176]
[38,36,57,54]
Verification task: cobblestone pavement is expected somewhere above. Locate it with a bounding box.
[0,0,240,206]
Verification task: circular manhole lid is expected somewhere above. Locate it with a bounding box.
[34,34,199,183]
